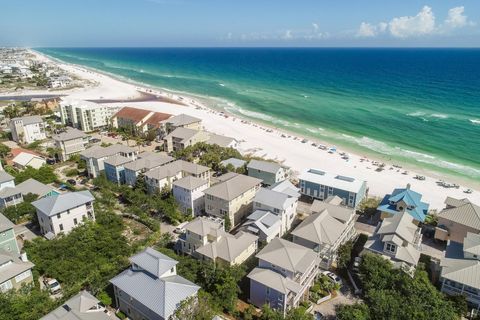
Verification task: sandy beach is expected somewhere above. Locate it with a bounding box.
[12,50,480,211]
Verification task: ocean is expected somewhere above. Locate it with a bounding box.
[37,48,480,182]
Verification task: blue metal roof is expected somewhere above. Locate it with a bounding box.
[377,188,429,222]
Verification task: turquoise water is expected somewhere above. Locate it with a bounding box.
[37,48,480,182]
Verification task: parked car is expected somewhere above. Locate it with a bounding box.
[174,221,189,234]
[322,271,343,286]
[90,138,101,143]
[66,179,77,185]
[58,184,68,191]
[44,278,62,295]
[80,178,89,185]
[314,311,324,320]
[46,158,56,165]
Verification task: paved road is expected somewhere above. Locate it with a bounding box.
[312,286,360,319]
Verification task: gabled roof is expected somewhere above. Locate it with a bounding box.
[124,153,174,171]
[220,158,246,169]
[254,188,291,210]
[164,114,201,127]
[377,211,418,244]
[377,186,429,222]
[0,250,34,285]
[244,210,281,238]
[173,176,208,190]
[110,248,199,319]
[438,198,480,230]
[248,267,302,295]
[444,197,470,208]
[52,128,87,142]
[269,180,300,198]
[12,152,45,167]
[310,199,355,224]
[0,213,15,233]
[40,290,112,320]
[80,144,135,159]
[291,210,347,246]
[113,107,152,123]
[104,154,131,166]
[441,258,480,289]
[165,127,201,142]
[206,133,236,148]
[144,160,208,181]
[195,231,258,263]
[16,178,55,197]
[0,186,22,199]
[255,237,317,274]
[11,115,43,125]
[129,247,177,278]
[464,232,480,256]
[184,217,224,237]
[0,171,14,184]
[144,111,172,128]
[204,173,261,201]
[247,159,282,174]
[32,190,94,216]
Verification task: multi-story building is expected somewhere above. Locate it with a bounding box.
[160,113,202,137]
[299,168,367,208]
[59,99,114,132]
[435,197,480,244]
[110,247,199,320]
[204,173,262,229]
[247,160,287,186]
[0,251,34,293]
[80,144,138,178]
[9,115,46,144]
[248,238,318,315]
[292,196,357,268]
[52,128,88,161]
[0,213,19,254]
[104,155,133,185]
[111,107,171,135]
[172,176,209,216]
[0,171,23,209]
[163,127,210,153]
[32,191,95,238]
[377,184,430,223]
[123,152,175,186]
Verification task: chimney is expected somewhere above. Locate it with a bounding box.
[406,183,411,190]
[20,251,28,262]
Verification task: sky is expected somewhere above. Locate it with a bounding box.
[1,0,479,47]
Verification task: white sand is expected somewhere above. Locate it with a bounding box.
[23,50,480,211]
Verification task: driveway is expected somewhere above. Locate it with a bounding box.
[312,286,360,319]
[14,222,40,249]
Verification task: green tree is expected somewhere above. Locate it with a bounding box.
[285,306,314,320]
[224,215,232,231]
[258,304,283,320]
[174,291,218,320]
[357,197,381,217]
[0,144,11,158]
[337,240,353,269]
[8,165,57,184]
[0,287,56,320]
[336,303,371,320]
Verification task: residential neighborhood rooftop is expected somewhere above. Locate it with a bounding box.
[0,212,15,232]
[437,198,480,229]
[292,209,347,246]
[299,168,365,193]
[0,251,34,286]
[172,175,208,190]
[113,106,152,123]
[164,113,201,127]
[195,231,258,263]
[80,144,135,159]
[204,173,261,201]
[32,190,94,216]
[11,115,43,125]
[0,171,14,184]
[52,128,87,141]
[247,159,282,174]
[16,178,55,197]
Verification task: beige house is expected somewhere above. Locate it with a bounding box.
[0,251,34,293]
[179,216,258,266]
[111,107,171,134]
[163,127,210,153]
[435,197,480,244]
[160,113,202,136]
[52,128,88,161]
[204,173,262,229]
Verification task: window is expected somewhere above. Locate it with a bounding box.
[73,218,78,225]
[15,270,31,282]
[385,243,396,253]
[57,213,61,219]
[59,224,64,231]
[0,280,12,292]
[328,186,334,196]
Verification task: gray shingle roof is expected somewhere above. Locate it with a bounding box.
[310,199,354,224]
[247,159,282,174]
[16,178,55,197]
[172,176,208,190]
[124,153,175,171]
[269,180,300,198]
[110,248,199,319]
[254,188,290,210]
[0,251,34,285]
[195,231,258,263]
[438,198,480,230]
[11,115,43,125]
[291,210,347,246]
[0,171,14,184]
[0,186,22,199]
[184,217,224,237]
[0,212,15,233]
[32,190,94,216]
[204,173,261,201]
[104,155,131,167]
[206,134,236,148]
[248,267,302,295]
[165,127,200,141]
[441,258,480,289]
[464,232,480,256]
[220,158,246,169]
[52,128,87,142]
[255,237,318,274]
[165,114,201,127]
[80,144,135,159]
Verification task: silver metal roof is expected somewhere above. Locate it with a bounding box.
[32,190,94,216]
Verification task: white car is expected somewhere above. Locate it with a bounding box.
[45,278,62,295]
[322,271,343,286]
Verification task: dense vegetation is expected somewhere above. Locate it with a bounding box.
[174,142,244,172]
[336,253,464,320]
[2,193,38,223]
[4,165,57,185]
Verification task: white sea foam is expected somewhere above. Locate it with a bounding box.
[219,83,225,87]
[431,113,449,119]
[407,111,426,117]
[407,111,449,120]
[470,119,480,125]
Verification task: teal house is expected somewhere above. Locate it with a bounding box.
[377,184,429,223]
[0,213,19,254]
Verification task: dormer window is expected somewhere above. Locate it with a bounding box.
[385,243,396,253]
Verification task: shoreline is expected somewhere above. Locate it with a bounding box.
[10,48,479,210]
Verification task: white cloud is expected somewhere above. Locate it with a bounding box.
[356,5,475,39]
[389,6,435,38]
[312,23,319,32]
[283,30,293,39]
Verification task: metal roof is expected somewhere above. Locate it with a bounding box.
[32,190,94,216]
[172,176,208,190]
[0,251,34,285]
[129,247,177,278]
[253,188,291,210]
[52,128,87,142]
[220,158,246,169]
[80,144,135,160]
[291,209,347,246]
[248,267,302,295]
[16,178,55,197]
[165,114,201,127]
[0,171,14,184]
[0,186,22,198]
[441,258,480,289]
[204,174,261,201]
[195,231,258,263]
[0,212,15,233]
[299,168,366,194]
[247,159,282,174]
[438,198,480,230]
[310,199,354,224]
[464,232,480,256]
[11,115,43,125]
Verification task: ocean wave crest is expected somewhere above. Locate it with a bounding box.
[407,111,449,120]
[470,119,480,125]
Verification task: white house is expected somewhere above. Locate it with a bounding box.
[32,191,95,238]
[9,116,46,144]
[52,128,88,161]
[172,176,209,217]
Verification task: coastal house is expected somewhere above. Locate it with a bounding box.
[111,107,171,135]
[247,160,287,186]
[9,115,46,144]
[110,247,200,320]
[205,133,238,149]
[241,210,281,243]
[363,211,422,270]
[377,184,430,223]
[160,113,202,137]
[32,190,95,238]
[204,173,262,229]
[248,237,318,315]
[220,158,247,171]
[299,168,367,208]
[60,99,114,132]
[15,178,58,198]
[12,151,46,170]
[179,216,224,255]
[292,196,356,268]
[0,213,19,254]
[163,127,210,153]
[48,75,72,88]
[0,250,34,293]
[80,144,138,178]
[0,171,23,209]
[144,160,210,194]
[123,152,175,186]
[40,290,116,320]
[52,128,88,161]
[435,197,480,244]
[253,181,300,236]
[439,233,480,309]
[172,176,209,216]
[104,155,133,185]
